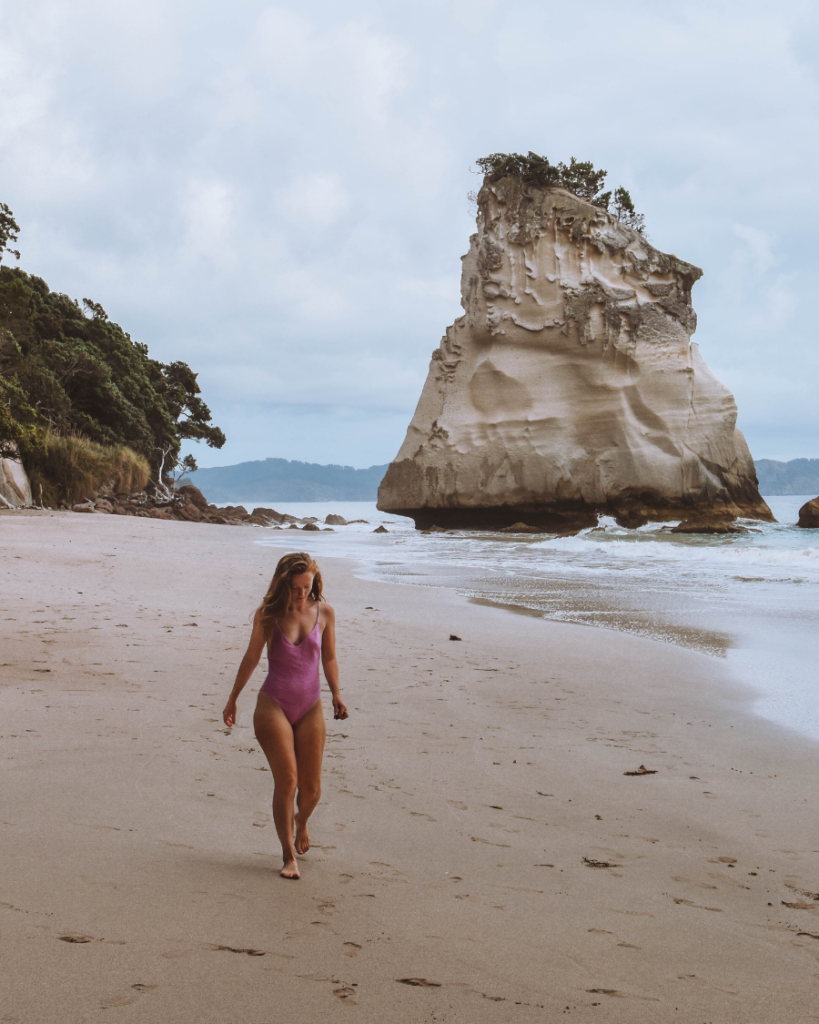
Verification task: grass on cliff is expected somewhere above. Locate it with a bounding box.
[25,431,150,506]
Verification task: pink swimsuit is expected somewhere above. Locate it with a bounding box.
[259,602,322,724]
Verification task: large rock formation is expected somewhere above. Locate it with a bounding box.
[378,177,772,530]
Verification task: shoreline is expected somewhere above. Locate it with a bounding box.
[3,513,819,1022]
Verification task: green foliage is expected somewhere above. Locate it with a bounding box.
[0,221,225,489]
[0,203,21,264]
[612,186,646,234]
[24,430,150,506]
[0,370,41,460]
[475,152,646,233]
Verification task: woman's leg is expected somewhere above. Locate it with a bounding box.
[292,699,327,855]
[254,694,300,878]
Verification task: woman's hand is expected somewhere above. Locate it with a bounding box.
[332,694,348,721]
[223,699,237,728]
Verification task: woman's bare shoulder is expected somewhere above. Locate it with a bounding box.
[319,601,335,620]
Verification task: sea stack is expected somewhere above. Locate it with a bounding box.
[378,164,772,531]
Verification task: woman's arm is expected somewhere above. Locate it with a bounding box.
[223,613,267,726]
[320,604,348,720]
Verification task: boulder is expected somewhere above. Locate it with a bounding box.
[302,522,321,531]
[373,525,389,533]
[179,504,203,522]
[797,497,819,529]
[378,174,773,532]
[252,507,285,523]
[614,507,654,529]
[499,522,543,533]
[94,499,114,513]
[177,484,209,510]
[325,514,348,526]
[72,504,96,513]
[670,512,748,534]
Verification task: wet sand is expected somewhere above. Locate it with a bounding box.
[2,511,819,1023]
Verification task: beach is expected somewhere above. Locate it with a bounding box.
[2,511,819,1023]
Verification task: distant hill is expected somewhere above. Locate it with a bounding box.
[182,455,819,504]
[181,458,389,503]
[755,458,819,496]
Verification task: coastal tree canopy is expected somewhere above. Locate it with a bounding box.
[0,205,225,475]
[0,203,21,265]
[475,152,646,233]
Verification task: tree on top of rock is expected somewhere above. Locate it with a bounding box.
[474,152,646,234]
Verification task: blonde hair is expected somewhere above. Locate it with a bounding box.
[257,552,323,640]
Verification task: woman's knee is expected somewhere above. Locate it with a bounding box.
[273,772,298,799]
[299,781,321,804]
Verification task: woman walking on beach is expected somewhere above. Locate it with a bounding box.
[223,552,347,879]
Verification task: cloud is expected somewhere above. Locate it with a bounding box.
[1,0,818,467]
[731,225,776,277]
[276,173,350,228]
[181,177,237,263]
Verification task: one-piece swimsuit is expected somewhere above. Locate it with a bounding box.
[259,601,322,725]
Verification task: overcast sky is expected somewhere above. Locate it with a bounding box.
[2,0,817,468]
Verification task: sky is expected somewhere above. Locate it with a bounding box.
[1,0,818,468]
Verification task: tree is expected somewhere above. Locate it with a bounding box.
[0,204,226,486]
[473,152,646,234]
[0,203,21,264]
[613,186,646,235]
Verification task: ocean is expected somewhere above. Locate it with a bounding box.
[236,496,819,744]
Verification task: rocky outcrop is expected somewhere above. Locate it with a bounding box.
[55,487,342,531]
[378,176,772,531]
[797,497,819,529]
[0,455,32,508]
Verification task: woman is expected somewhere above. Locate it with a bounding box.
[223,552,348,879]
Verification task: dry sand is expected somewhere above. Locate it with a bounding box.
[2,511,818,1023]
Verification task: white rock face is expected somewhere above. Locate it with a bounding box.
[378,177,772,530]
[0,455,32,508]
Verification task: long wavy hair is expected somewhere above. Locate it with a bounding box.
[257,552,323,640]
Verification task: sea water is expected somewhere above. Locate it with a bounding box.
[239,496,819,743]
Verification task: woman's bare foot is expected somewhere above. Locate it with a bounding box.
[294,818,311,855]
[281,855,300,879]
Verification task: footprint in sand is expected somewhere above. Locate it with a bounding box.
[208,944,266,956]
[343,942,362,957]
[333,987,357,1003]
